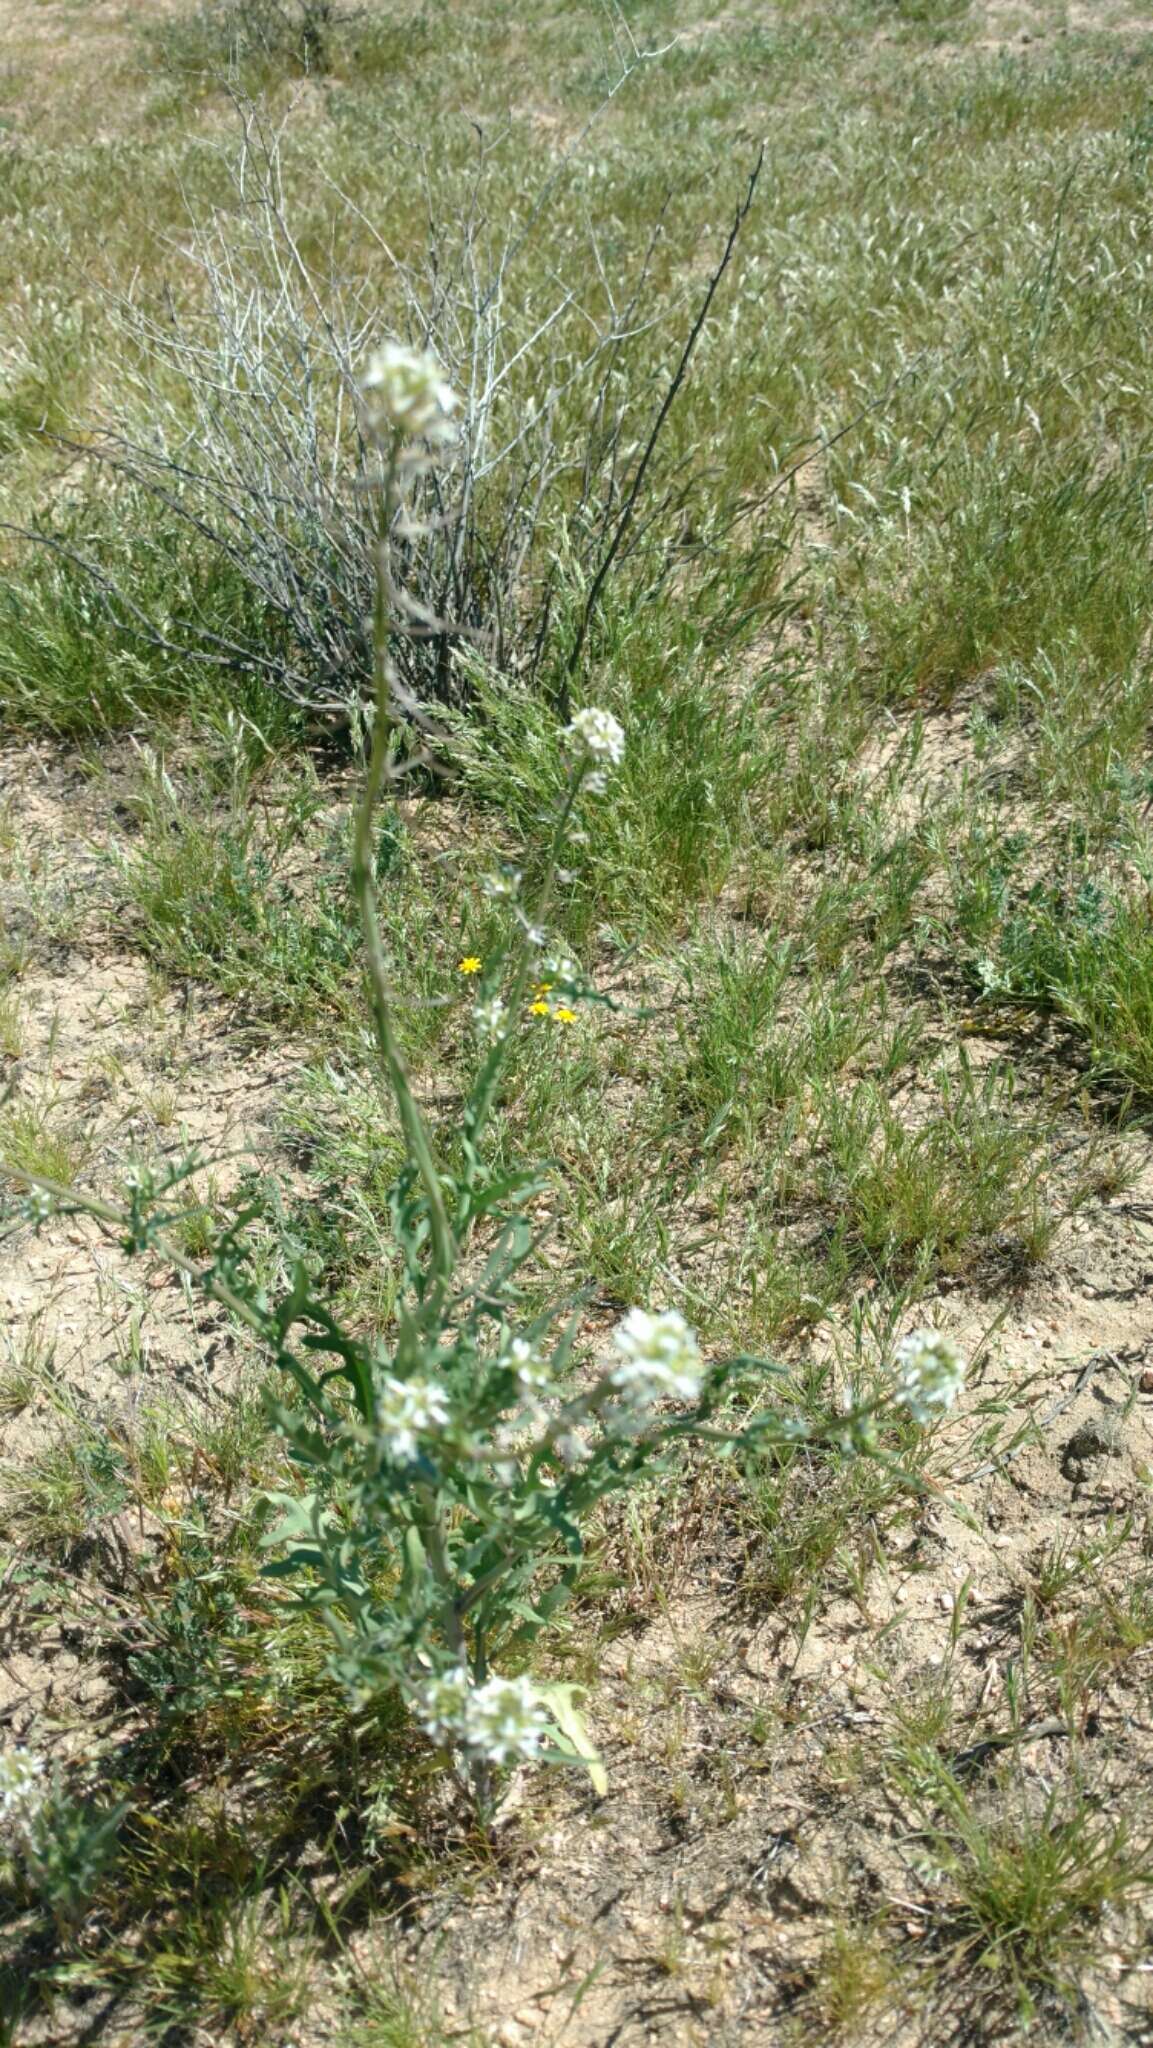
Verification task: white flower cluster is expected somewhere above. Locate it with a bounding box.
[481,868,522,902]
[565,707,625,791]
[0,1749,46,1841]
[608,1308,703,1415]
[417,1667,551,1767]
[552,1427,591,1467]
[376,1375,451,1462]
[501,1335,549,1394]
[543,949,581,989]
[892,1329,966,1424]
[472,995,509,1044]
[360,343,459,446]
[566,706,625,766]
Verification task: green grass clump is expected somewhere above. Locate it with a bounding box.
[124,817,360,1024]
[899,1753,1153,2019]
[950,836,1153,1096]
[116,766,360,1028]
[0,511,300,740]
[858,447,1153,702]
[0,1100,87,1189]
[815,1062,1058,1279]
[3,1424,131,1555]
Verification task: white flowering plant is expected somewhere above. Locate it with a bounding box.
[892,1329,966,1424]
[0,1749,126,1935]
[7,350,965,1820]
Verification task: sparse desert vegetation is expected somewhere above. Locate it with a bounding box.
[4,2,1153,2044]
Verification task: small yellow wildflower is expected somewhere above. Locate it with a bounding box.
[458,956,483,975]
[533,982,553,998]
[529,1000,550,1017]
[551,1006,578,1025]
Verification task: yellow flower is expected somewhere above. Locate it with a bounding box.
[529,1000,550,1017]
[458,956,483,975]
[533,982,553,998]
[551,1006,578,1025]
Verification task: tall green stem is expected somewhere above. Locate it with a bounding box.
[351,448,456,1289]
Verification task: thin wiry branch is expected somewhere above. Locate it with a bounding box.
[561,146,766,713]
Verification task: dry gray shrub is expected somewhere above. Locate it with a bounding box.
[26,94,760,726]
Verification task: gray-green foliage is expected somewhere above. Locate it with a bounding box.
[0,1755,127,1939]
